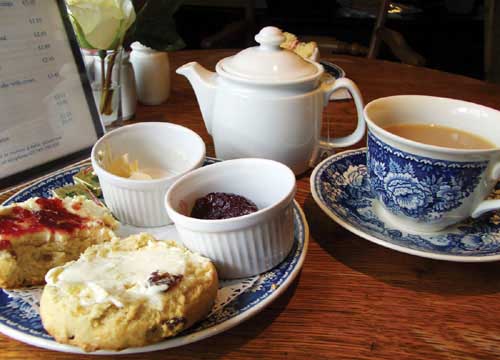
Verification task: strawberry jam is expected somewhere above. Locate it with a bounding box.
[190,192,258,220]
[0,239,11,250]
[0,198,86,237]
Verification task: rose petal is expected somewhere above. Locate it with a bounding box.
[67,0,136,49]
[85,17,121,49]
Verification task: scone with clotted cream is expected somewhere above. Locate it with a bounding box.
[40,233,218,352]
[0,196,118,288]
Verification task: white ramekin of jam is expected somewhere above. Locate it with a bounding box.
[165,158,296,279]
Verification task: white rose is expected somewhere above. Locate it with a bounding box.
[66,0,136,50]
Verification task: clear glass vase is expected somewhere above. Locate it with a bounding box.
[81,48,123,131]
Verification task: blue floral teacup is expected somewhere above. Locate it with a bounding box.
[364,95,500,232]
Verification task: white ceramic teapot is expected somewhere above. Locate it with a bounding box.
[177,26,365,174]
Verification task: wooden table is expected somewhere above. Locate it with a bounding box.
[2,50,500,359]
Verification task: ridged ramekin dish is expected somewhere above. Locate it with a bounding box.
[165,158,296,279]
[91,122,205,227]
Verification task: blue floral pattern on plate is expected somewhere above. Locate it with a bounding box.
[0,159,309,354]
[312,148,500,261]
[367,131,488,221]
[319,60,346,79]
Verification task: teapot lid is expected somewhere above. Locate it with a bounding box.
[218,26,320,82]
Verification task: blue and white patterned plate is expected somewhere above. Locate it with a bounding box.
[311,148,500,262]
[0,160,309,354]
[319,60,350,101]
[319,60,346,79]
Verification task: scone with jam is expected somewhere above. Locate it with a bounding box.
[280,32,318,60]
[0,196,118,288]
[40,233,218,352]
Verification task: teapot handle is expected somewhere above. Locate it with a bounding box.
[319,77,366,149]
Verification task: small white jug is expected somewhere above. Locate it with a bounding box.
[130,42,170,105]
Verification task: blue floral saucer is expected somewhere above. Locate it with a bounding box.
[0,161,309,354]
[311,148,500,262]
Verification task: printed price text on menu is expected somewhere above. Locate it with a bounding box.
[0,0,99,179]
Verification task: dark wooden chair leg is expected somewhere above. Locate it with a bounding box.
[200,0,256,49]
[368,0,426,66]
[485,0,500,83]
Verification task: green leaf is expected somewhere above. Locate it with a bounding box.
[126,0,185,51]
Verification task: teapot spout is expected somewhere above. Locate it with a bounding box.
[176,62,217,134]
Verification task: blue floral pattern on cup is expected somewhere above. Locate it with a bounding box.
[367,131,488,221]
[313,149,500,258]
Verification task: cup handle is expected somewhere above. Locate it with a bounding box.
[319,77,366,149]
[471,162,500,218]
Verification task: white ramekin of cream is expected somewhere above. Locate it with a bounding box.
[91,122,205,227]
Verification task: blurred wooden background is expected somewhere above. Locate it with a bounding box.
[173,0,497,82]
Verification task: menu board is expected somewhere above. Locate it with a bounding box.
[0,0,103,188]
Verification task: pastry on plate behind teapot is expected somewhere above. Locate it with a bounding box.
[177,26,366,175]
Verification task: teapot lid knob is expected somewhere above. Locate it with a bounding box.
[219,25,320,82]
[255,26,285,50]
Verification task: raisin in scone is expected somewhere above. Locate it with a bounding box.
[0,196,118,288]
[40,233,218,352]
